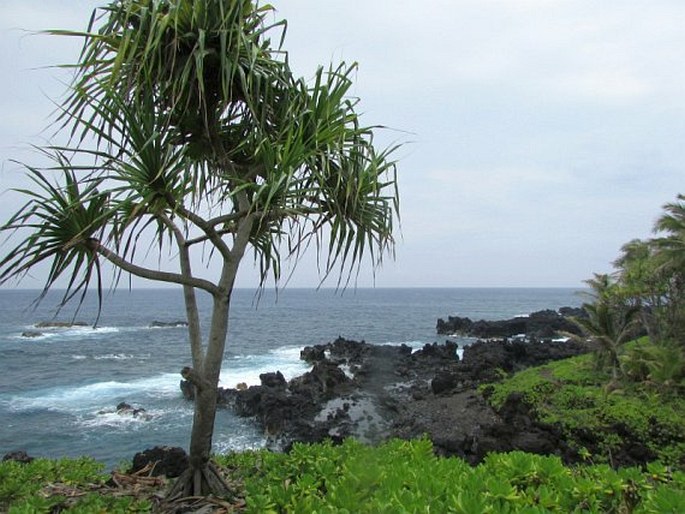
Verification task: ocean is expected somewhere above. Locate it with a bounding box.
[0,287,583,468]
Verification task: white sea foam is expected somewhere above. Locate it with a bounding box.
[219,345,310,388]
[379,340,424,350]
[93,353,151,361]
[339,364,355,379]
[213,417,267,454]
[76,401,196,431]
[70,353,151,361]
[213,437,267,454]
[79,408,162,429]
[8,372,182,414]
[17,325,121,341]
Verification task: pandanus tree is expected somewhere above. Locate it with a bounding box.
[0,0,399,497]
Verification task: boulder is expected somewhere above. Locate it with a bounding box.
[21,331,43,338]
[131,446,188,477]
[180,380,195,400]
[115,401,150,419]
[2,450,34,464]
[260,371,287,389]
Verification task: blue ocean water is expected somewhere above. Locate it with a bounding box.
[0,287,583,468]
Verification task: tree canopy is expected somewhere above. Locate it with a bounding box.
[0,0,400,497]
[574,194,685,392]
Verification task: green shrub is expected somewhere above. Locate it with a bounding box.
[622,339,685,393]
[5,440,685,512]
[218,438,685,513]
[484,352,685,466]
[0,457,152,513]
[0,457,105,508]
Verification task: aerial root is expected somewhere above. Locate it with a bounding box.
[167,461,232,500]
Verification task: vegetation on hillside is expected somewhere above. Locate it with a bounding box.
[484,349,685,467]
[570,195,685,392]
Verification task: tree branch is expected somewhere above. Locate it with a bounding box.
[89,239,219,294]
[205,211,247,228]
[157,212,206,370]
[169,197,232,260]
[186,226,237,248]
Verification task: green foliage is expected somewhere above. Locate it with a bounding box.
[0,457,154,513]
[572,273,641,378]
[485,353,685,466]
[5,441,685,512]
[578,194,685,385]
[0,457,103,506]
[621,339,685,393]
[216,438,685,513]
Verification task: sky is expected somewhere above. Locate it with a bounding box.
[1,1,684,290]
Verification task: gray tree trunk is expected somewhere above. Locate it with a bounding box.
[170,291,233,498]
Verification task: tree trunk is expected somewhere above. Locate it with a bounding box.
[169,213,251,500]
[169,291,233,499]
[169,385,230,498]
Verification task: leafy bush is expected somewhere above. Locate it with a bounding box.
[216,438,685,513]
[485,352,685,465]
[5,440,685,512]
[621,339,685,393]
[0,457,151,513]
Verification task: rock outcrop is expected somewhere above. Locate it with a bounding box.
[2,450,34,464]
[131,446,188,477]
[149,321,189,328]
[436,307,585,339]
[34,321,88,328]
[184,335,594,463]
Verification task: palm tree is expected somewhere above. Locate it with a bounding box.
[651,194,685,341]
[1,0,400,498]
[574,274,640,379]
[654,194,685,270]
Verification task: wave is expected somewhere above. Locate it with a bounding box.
[6,372,182,414]
[71,353,151,361]
[213,416,267,454]
[219,345,310,388]
[7,346,308,415]
[15,325,121,341]
[13,321,190,341]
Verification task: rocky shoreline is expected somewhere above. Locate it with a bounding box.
[436,307,586,339]
[189,337,589,464]
[179,308,603,465]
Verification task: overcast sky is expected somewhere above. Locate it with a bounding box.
[1,1,684,289]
